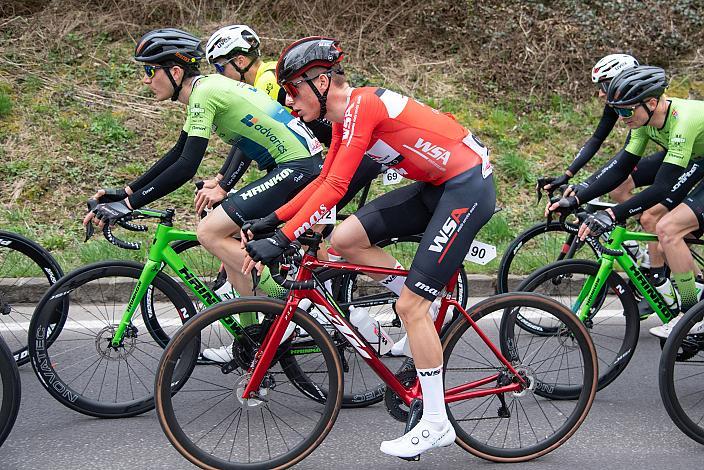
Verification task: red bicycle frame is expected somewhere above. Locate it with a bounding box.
[241,252,526,404]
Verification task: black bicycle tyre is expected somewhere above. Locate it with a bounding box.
[659,302,704,444]
[0,336,21,447]
[155,297,343,470]
[516,259,640,396]
[28,261,199,418]
[496,221,598,294]
[0,230,64,365]
[444,292,597,461]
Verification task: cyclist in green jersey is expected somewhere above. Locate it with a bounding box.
[550,66,704,334]
[84,28,322,303]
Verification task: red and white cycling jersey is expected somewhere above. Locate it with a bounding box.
[275,87,492,239]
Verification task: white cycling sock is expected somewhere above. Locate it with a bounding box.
[416,365,447,429]
[380,260,405,296]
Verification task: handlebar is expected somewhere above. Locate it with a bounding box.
[267,231,325,291]
[554,208,624,257]
[85,198,176,251]
[536,177,568,203]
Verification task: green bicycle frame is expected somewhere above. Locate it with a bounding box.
[110,210,244,347]
[573,225,676,324]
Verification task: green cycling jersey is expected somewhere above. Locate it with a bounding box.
[184,74,321,169]
[626,97,704,167]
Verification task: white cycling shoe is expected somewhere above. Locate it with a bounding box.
[649,314,704,339]
[379,419,455,458]
[201,322,297,363]
[390,299,449,357]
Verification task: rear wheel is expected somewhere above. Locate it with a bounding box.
[444,293,597,461]
[0,336,21,447]
[0,230,64,365]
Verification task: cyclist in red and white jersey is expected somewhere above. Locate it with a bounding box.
[242,37,496,458]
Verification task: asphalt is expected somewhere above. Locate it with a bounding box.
[1,304,703,470]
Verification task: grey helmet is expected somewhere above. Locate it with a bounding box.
[134,28,204,67]
[606,66,668,107]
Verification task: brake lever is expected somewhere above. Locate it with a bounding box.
[84,199,98,242]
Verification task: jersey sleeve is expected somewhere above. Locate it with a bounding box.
[663,116,697,168]
[274,125,342,222]
[278,92,386,239]
[182,85,216,140]
[624,127,649,157]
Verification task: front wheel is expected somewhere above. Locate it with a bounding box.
[497,221,597,294]
[28,261,199,418]
[659,301,704,444]
[443,293,597,461]
[516,259,640,396]
[0,336,21,447]
[155,298,343,469]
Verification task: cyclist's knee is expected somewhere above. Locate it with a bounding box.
[656,215,681,247]
[330,216,371,256]
[640,209,658,232]
[395,289,431,324]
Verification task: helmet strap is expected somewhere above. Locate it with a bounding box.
[233,54,258,82]
[305,71,332,119]
[642,96,659,125]
[165,68,183,102]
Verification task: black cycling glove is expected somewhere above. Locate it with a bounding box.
[93,201,132,225]
[98,188,128,203]
[245,230,291,264]
[550,196,579,214]
[242,213,283,239]
[544,174,570,190]
[583,210,614,237]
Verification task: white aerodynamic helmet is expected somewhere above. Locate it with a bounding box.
[206,25,261,63]
[591,54,639,84]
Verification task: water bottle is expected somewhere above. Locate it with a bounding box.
[655,278,680,311]
[327,247,343,262]
[349,306,395,355]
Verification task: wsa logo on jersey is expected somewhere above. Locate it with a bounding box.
[241,114,259,127]
[413,138,451,165]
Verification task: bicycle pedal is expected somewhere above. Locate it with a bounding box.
[398,455,420,462]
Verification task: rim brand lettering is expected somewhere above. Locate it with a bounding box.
[0,239,11,246]
[34,325,79,403]
[239,169,293,200]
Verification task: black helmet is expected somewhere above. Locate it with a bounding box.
[134,28,204,67]
[606,65,668,107]
[276,36,344,85]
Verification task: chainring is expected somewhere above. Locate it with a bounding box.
[384,365,418,423]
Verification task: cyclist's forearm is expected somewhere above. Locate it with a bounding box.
[128,136,208,208]
[567,136,602,176]
[219,147,252,192]
[574,150,638,203]
[129,131,188,193]
[611,162,684,222]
